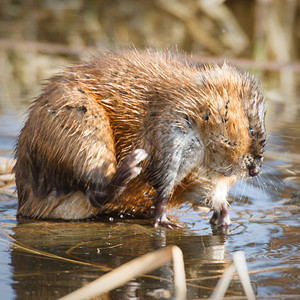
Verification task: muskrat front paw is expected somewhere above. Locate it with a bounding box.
[210,207,231,226]
[153,216,183,229]
[153,204,183,229]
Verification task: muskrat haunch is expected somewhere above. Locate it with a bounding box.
[14,49,266,227]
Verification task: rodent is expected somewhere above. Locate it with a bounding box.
[14,49,266,228]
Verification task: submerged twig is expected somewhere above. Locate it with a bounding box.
[12,240,105,269]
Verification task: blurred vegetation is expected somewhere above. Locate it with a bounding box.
[0,0,299,120]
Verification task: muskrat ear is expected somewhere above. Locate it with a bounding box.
[183,114,195,130]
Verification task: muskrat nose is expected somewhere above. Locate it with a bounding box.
[248,165,260,177]
[248,155,263,176]
[249,157,264,176]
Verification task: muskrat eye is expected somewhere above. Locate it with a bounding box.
[249,127,255,136]
[202,114,209,121]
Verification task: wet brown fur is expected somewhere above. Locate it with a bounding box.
[15,49,266,224]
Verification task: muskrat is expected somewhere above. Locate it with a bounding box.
[14,49,266,227]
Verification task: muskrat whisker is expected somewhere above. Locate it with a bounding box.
[256,173,268,201]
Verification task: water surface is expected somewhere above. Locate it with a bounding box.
[0,110,299,299]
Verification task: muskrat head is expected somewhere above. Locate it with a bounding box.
[197,64,266,178]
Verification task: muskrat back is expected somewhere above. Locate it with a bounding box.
[14,49,266,227]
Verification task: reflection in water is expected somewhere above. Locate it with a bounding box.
[10,219,229,299]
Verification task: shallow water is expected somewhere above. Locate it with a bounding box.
[0,110,299,299]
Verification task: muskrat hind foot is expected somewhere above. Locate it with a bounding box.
[210,206,231,227]
[88,149,148,206]
[112,149,148,186]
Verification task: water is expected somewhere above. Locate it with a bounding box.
[0,110,299,299]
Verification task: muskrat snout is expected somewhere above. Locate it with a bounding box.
[248,155,263,177]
